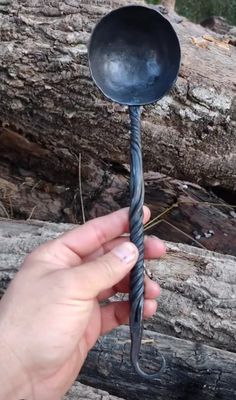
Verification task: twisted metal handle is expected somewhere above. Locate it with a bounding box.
[129,105,165,379]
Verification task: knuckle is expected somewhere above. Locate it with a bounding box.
[92,223,108,246]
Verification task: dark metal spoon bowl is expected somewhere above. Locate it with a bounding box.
[88,5,180,105]
[88,5,181,380]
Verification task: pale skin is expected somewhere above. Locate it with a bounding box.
[0,207,166,400]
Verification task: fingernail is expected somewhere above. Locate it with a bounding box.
[112,242,137,264]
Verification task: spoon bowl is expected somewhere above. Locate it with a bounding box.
[88,5,181,106]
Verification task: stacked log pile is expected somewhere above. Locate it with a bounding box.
[0,0,236,398]
[0,0,235,226]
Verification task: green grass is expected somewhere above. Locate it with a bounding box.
[147,0,236,25]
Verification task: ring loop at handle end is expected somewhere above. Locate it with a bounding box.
[130,321,166,380]
[131,351,166,380]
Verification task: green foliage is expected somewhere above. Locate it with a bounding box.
[147,0,236,25]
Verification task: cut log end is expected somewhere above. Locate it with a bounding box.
[161,0,176,11]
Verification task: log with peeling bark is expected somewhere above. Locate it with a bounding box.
[0,0,236,234]
[105,172,236,256]
[79,326,236,400]
[65,382,125,400]
[0,219,235,353]
[1,160,236,255]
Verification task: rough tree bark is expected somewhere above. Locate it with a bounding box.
[1,162,236,254]
[65,382,125,400]
[79,326,236,400]
[0,219,235,352]
[0,0,236,231]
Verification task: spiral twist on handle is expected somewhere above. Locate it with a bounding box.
[129,105,165,379]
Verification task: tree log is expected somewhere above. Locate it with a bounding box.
[1,158,236,256]
[65,382,125,400]
[144,244,236,352]
[0,0,235,227]
[0,219,235,352]
[101,172,236,256]
[79,326,236,400]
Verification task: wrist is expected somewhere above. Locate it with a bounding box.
[0,335,32,400]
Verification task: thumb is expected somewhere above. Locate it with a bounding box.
[69,242,139,300]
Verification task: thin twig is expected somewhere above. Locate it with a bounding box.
[145,218,206,250]
[143,196,236,249]
[8,197,13,219]
[27,206,37,221]
[0,202,10,219]
[144,203,178,229]
[145,198,236,232]
[79,153,86,224]
[71,151,86,224]
[31,181,42,192]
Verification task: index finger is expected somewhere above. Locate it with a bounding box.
[58,206,151,260]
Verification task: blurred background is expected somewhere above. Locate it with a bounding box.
[148,0,236,25]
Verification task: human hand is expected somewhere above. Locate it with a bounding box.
[0,207,166,400]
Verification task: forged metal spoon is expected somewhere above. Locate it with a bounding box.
[88,5,181,379]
